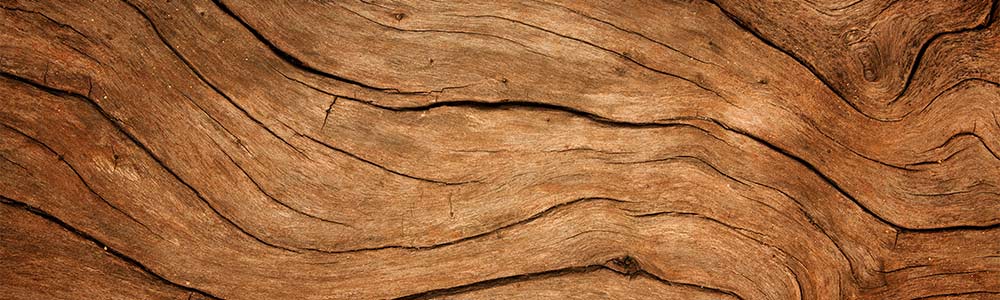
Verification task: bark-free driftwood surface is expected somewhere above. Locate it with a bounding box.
[2,0,999,299]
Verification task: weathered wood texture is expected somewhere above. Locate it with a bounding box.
[1,0,999,299]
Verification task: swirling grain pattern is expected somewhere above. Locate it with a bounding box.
[1,0,998,299]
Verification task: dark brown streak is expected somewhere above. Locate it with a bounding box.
[906,146,968,167]
[799,115,919,171]
[704,0,892,122]
[207,137,354,228]
[0,121,162,240]
[393,263,745,300]
[921,131,1000,163]
[911,291,1000,300]
[628,210,771,240]
[608,155,751,187]
[178,92,253,155]
[886,0,998,106]
[534,0,717,66]
[1,5,90,39]
[909,270,990,280]
[281,69,719,132]
[211,0,398,92]
[747,181,860,285]
[336,3,554,60]
[321,96,337,131]
[120,0,308,158]
[444,13,731,104]
[57,40,104,66]
[701,116,966,231]
[303,134,476,186]
[0,197,222,300]
[1,69,302,255]
[308,197,632,254]
[0,152,28,171]
[879,264,930,274]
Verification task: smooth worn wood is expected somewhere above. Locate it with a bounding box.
[2,0,999,299]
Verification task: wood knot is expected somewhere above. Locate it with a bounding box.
[393,12,406,21]
[842,28,869,45]
[853,42,881,82]
[607,255,641,276]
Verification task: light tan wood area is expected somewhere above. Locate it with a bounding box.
[2,0,999,299]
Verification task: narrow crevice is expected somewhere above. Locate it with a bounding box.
[211,0,397,92]
[309,197,633,254]
[911,291,1000,300]
[921,131,1000,163]
[798,115,919,172]
[336,3,553,60]
[705,117,1000,231]
[393,262,744,300]
[178,92,253,155]
[628,209,769,239]
[0,153,28,171]
[906,146,967,167]
[1,4,90,39]
[0,122,161,240]
[0,196,223,300]
[444,13,730,104]
[120,0,308,159]
[879,264,929,274]
[704,0,890,122]
[321,96,337,131]
[535,0,717,66]
[910,270,987,280]
[280,68,713,131]
[207,138,354,228]
[744,180,859,284]
[302,134,475,186]
[905,77,1000,120]
[887,0,998,106]
[1,70,302,254]
[607,155,750,187]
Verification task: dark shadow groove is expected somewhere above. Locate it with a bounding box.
[302,134,476,186]
[1,70,302,254]
[307,197,632,254]
[0,122,161,239]
[211,0,396,92]
[887,0,998,106]
[206,137,354,228]
[120,0,308,158]
[533,0,717,66]
[704,117,1000,231]
[393,264,745,300]
[0,196,222,300]
[443,13,731,104]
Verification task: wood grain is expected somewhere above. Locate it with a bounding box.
[1,0,998,299]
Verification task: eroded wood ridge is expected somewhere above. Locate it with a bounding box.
[1,0,998,299]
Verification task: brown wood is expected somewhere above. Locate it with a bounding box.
[2,0,999,299]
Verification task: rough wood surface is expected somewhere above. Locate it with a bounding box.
[1,0,999,299]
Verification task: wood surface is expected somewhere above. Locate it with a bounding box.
[2,0,999,299]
